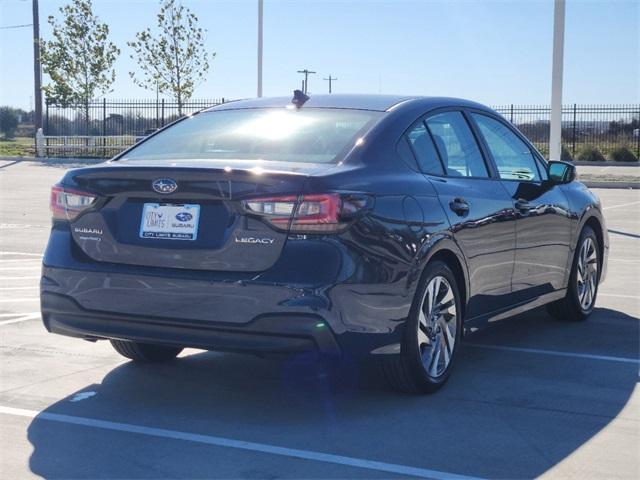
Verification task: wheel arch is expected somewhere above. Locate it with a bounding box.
[417,237,469,322]
[582,214,605,274]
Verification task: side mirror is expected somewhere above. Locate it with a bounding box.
[548,160,576,184]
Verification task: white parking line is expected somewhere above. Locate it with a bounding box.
[0,266,42,271]
[0,312,39,318]
[468,344,639,364]
[603,200,640,211]
[0,286,38,291]
[0,298,40,303]
[0,406,482,480]
[0,313,40,325]
[0,259,42,264]
[0,252,43,257]
[599,293,639,300]
[0,276,40,280]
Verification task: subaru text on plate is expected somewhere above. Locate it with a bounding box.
[41,93,609,393]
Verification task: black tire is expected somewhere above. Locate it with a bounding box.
[381,260,463,394]
[547,225,600,322]
[110,339,183,362]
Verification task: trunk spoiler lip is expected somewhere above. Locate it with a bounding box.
[64,159,352,181]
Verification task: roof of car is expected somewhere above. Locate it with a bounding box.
[204,94,491,113]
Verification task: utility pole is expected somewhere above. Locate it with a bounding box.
[323,75,337,94]
[32,0,43,132]
[549,0,565,161]
[257,0,263,97]
[297,69,316,94]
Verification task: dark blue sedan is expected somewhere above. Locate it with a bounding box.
[41,93,609,393]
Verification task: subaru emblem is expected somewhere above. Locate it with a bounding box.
[175,212,193,222]
[152,178,178,194]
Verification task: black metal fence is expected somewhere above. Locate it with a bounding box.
[44,98,227,137]
[43,100,639,159]
[493,104,639,159]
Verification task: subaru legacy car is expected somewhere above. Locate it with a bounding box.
[41,93,608,393]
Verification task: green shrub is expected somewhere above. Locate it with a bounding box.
[576,146,606,162]
[561,146,573,162]
[608,146,638,162]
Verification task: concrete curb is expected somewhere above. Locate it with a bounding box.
[573,161,639,167]
[0,156,106,165]
[582,181,639,189]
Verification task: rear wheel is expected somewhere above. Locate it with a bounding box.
[547,225,600,322]
[381,261,462,394]
[110,339,182,362]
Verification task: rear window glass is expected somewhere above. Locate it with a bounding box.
[122,108,382,163]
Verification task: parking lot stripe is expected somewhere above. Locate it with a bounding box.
[0,406,483,480]
[0,286,38,291]
[0,313,41,326]
[0,312,40,318]
[0,298,40,303]
[0,266,42,271]
[0,252,43,257]
[0,276,40,281]
[0,259,42,264]
[468,344,639,364]
[599,293,639,299]
[603,200,640,211]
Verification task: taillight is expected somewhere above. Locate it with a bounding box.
[50,184,96,221]
[243,193,367,233]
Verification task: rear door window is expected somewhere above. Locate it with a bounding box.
[425,112,489,178]
[471,113,541,181]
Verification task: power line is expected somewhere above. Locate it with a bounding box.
[323,75,337,94]
[296,69,316,94]
[0,23,32,29]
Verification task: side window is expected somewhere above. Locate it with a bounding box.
[425,112,489,178]
[405,122,444,175]
[472,113,541,182]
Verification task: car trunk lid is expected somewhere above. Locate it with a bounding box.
[66,160,329,272]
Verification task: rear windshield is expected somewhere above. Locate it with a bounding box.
[122,108,382,163]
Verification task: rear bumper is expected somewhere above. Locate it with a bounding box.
[41,291,341,356]
[40,227,412,357]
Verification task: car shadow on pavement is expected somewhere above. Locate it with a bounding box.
[27,306,639,479]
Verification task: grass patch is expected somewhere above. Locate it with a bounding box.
[0,137,34,157]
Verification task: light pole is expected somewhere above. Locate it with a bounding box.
[257,0,263,97]
[32,0,43,133]
[549,0,565,161]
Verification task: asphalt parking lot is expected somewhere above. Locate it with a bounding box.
[1,160,638,479]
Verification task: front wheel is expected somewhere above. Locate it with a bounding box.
[110,339,183,362]
[381,261,463,394]
[548,225,600,321]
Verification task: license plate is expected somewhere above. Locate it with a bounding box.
[139,203,200,241]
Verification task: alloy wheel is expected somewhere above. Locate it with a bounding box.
[417,276,457,378]
[576,237,598,311]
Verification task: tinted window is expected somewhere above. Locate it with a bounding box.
[426,112,488,177]
[397,137,418,170]
[124,109,382,164]
[405,121,444,175]
[472,113,540,181]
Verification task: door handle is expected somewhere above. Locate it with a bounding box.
[449,197,469,216]
[515,199,532,212]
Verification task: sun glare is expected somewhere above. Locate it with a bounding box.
[233,111,316,140]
